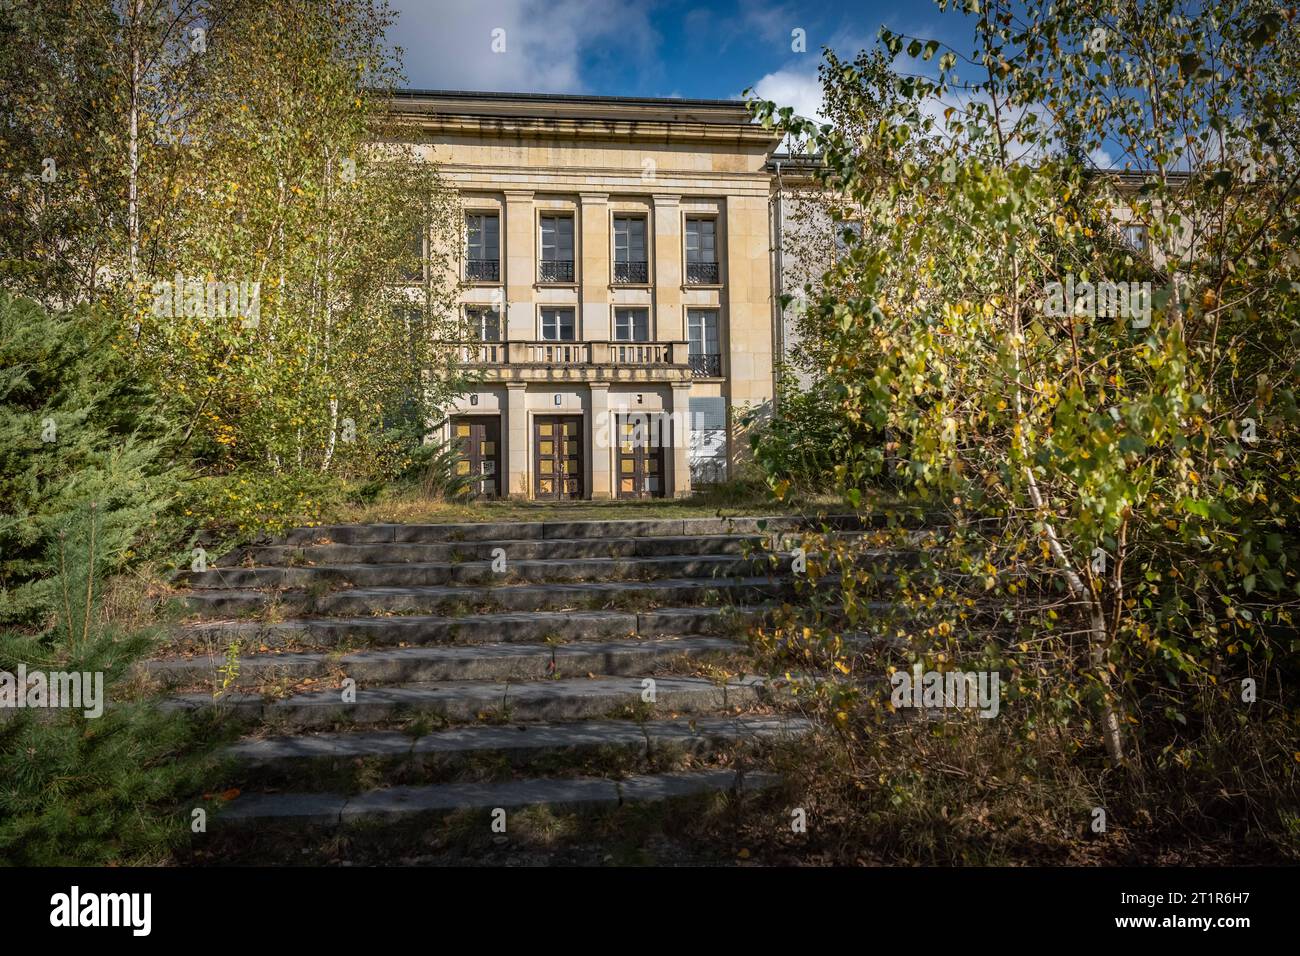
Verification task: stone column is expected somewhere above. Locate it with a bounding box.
[669,382,692,498]
[652,194,683,341]
[723,194,774,468]
[505,382,528,498]
[579,192,610,340]
[503,190,535,341]
[589,383,612,499]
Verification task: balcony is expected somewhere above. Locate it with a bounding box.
[444,339,693,384]
[466,258,499,282]
[689,353,722,377]
[685,261,719,285]
[538,259,575,283]
[613,260,649,284]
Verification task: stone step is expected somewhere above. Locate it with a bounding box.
[215,768,783,827]
[176,604,764,649]
[146,635,744,687]
[186,553,785,590]
[273,513,865,546]
[183,575,790,617]
[225,715,812,775]
[235,533,782,566]
[168,674,768,728]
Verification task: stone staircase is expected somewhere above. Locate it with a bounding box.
[158,514,858,864]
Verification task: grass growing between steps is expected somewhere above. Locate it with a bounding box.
[324,480,850,526]
[187,782,792,866]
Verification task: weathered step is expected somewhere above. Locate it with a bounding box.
[216,768,783,827]
[274,514,864,546]
[183,575,789,617]
[146,635,744,687]
[187,553,784,590]
[175,604,764,649]
[236,533,784,566]
[225,715,813,774]
[168,674,768,727]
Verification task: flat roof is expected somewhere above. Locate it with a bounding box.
[389,88,757,128]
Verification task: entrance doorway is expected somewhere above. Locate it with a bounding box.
[451,416,501,498]
[615,412,665,498]
[533,415,583,499]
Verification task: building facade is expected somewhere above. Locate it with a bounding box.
[393,90,782,500]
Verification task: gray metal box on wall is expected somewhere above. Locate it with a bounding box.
[688,397,727,484]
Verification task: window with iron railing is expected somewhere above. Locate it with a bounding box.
[685,217,719,284]
[539,214,575,283]
[613,216,648,284]
[466,212,500,282]
[687,308,721,376]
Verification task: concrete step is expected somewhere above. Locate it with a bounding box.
[225,715,812,775]
[215,768,783,827]
[273,513,865,546]
[175,604,764,650]
[186,553,785,590]
[146,635,744,687]
[183,575,790,617]
[168,674,769,728]
[235,533,781,566]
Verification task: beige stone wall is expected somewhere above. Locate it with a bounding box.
[405,93,781,498]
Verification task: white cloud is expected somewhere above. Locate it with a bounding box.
[387,0,656,92]
[751,66,826,123]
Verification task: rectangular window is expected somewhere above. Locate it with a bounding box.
[1122,223,1148,254]
[467,306,500,342]
[401,223,426,282]
[685,217,718,283]
[466,213,500,281]
[540,307,576,341]
[614,307,649,342]
[613,216,648,283]
[539,214,575,282]
[687,308,721,376]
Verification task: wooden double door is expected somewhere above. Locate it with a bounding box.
[452,416,501,498]
[533,415,583,499]
[616,413,666,499]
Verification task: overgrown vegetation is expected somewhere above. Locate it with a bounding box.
[0,0,470,864]
[747,0,1300,863]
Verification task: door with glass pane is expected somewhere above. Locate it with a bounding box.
[533,416,583,499]
[452,416,501,498]
[616,413,665,499]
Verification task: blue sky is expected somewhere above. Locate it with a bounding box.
[387,0,975,121]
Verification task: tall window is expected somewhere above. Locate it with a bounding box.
[540,307,576,341]
[613,216,648,284]
[685,217,718,284]
[467,306,500,342]
[400,223,426,282]
[614,307,649,342]
[687,308,720,376]
[466,213,500,281]
[539,214,575,282]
